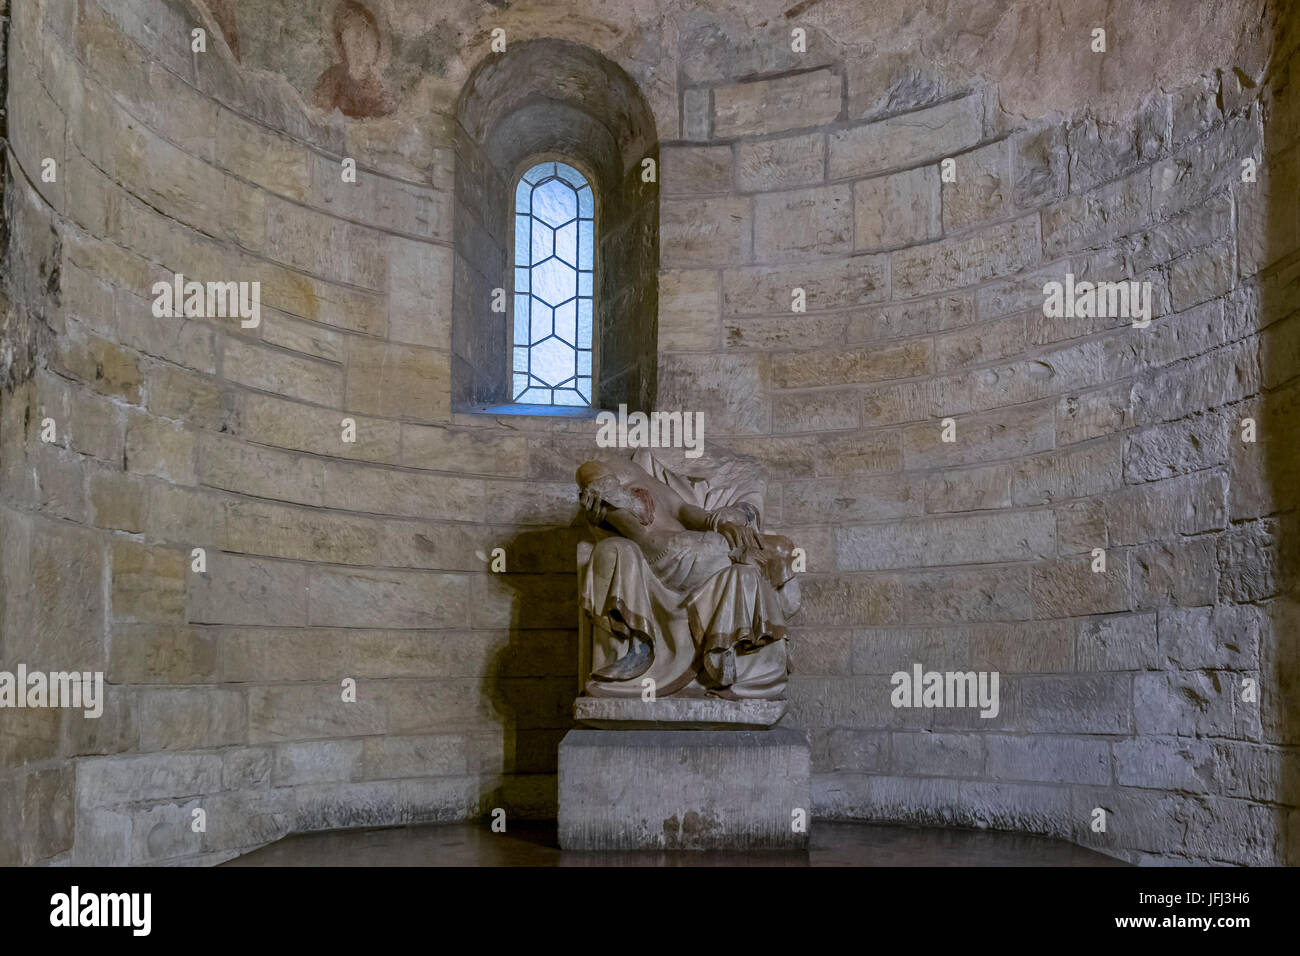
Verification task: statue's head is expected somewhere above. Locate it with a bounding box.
[576,458,656,526]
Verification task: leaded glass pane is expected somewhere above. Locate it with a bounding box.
[511,161,596,406]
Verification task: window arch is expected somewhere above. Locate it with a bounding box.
[451,38,659,415]
[512,161,595,406]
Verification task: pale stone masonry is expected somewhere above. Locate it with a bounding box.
[0,0,1297,867]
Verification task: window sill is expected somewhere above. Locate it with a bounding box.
[459,402,602,419]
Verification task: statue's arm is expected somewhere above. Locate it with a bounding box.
[677,498,764,552]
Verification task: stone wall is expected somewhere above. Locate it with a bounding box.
[0,0,1296,866]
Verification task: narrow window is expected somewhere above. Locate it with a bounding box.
[511,161,595,407]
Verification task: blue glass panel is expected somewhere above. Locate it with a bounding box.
[521,163,552,185]
[513,162,595,407]
[532,336,573,387]
[529,297,551,344]
[555,163,586,188]
[578,220,594,270]
[514,216,530,266]
[577,299,593,349]
[513,295,529,345]
[530,222,552,263]
[555,221,577,266]
[554,300,576,344]
[532,258,574,306]
[532,179,577,227]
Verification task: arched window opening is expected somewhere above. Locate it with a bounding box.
[512,161,595,406]
[451,38,659,415]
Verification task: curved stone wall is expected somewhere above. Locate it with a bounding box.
[0,0,1295,865]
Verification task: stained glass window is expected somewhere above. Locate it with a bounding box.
[511,161,594,406]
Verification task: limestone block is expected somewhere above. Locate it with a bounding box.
[1030,556,1131,618]
[713,68,841,139]
[345,340,452,421]
[1009,438,1123,504]
[558,727,810,849]
[941,140,1012,232]
[771,388,859,432]
[400,423,529,476]
[1011,123,1068,206]
[923,463,1013,514]
[248,685,386,744]
[658,269,720,351]
[1130,539,1216,610]
[388,238,453,349]
[110,538,186,624]
[735,133,825,192]
[892,215,1040,297]
[901,401,1055,469]
[239,392,401,463]
[661,145,733,196]
[1104,471,1227,546]
[307,566,470,628]
[272,740,364,786]
[136,687,246,752]
[1041,171,1150,259]
[986,735,1110,784]
[77,753,223,807]
[892,732,984,777]
[828,94,983,180]
[754,184,852,260]
[1075,613,1159,671]
[109,624,219,684]
[1019,675,1131,734]
[836,511,1054,571]
[656,352,769,434]
[854,166,941,251]
[660,196,752,267]
[722,255,888,314]
[771,340,930,388]
[125,413,197,484]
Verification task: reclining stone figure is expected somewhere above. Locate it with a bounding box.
[575,452,800,701]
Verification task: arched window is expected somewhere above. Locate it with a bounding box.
[512,161,595,406]
[452,39,659,415]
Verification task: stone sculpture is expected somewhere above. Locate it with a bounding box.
[573,450,800,723]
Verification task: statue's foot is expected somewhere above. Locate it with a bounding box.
[591,636,653,681]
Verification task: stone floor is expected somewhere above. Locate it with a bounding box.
[223,821,1128,866]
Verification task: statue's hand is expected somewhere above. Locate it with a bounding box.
[580,485,607,524]
[718,520,764,553]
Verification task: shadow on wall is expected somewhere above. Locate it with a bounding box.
[480,522,587,819]
[1263,3,1300,866]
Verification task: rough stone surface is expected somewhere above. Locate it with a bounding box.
[558,728,811,849]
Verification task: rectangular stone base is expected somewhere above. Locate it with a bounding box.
[558,727,810,850]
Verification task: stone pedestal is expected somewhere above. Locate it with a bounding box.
[574,695,787,729]
[557,726,811,850]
